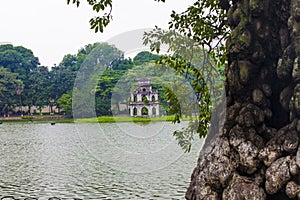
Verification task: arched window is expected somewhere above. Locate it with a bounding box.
[142,107,148,115]
[133,107,137,116]
[152,95,155,102]
[142,95,148,103]
[143,88,146,92]
[133,95,137,102]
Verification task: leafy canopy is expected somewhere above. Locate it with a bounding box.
[0,66,23,114]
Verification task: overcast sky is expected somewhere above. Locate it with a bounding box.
[0,0,193,67]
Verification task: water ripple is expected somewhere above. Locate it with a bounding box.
[0,123,202,199]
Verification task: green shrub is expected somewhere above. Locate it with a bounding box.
[21,116,35,120]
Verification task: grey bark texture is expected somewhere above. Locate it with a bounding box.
[185,0,300,199]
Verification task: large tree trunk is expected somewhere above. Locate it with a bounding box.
[186,0,300,199]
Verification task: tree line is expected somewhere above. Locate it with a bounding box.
[0,43,178,117]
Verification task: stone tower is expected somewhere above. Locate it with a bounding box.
[129,77,159,117]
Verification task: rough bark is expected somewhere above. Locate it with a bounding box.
[186,0,300,199]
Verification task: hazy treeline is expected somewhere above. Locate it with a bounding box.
[0,43,174,117]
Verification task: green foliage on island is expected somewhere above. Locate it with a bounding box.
[57,92,72,115]
[21,116,34,120]
[74,115,183,123]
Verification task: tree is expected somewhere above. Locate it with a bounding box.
[0,45,39,74]
[48,43,101,110]
[72,42,123,118]
[133,51,160,65]
[0,67,22,116]
[27,66,51,113]
[95,69,126,116]
[69,0,300,199]
[177,1,297,199]
[0,44,40,111]
[57,92,72,115]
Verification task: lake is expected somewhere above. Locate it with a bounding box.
[0,122,203,199]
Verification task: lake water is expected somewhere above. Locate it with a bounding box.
[0,122,203,199]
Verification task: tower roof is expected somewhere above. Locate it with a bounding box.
[137,77,151,86]
[137,77,151,82]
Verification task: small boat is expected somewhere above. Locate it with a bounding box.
[50,122,56,125]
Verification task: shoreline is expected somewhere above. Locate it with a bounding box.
[0,115,73,123]
[0,115,187,123]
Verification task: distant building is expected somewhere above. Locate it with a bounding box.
[129,77,159,117]
[13,105,60,115]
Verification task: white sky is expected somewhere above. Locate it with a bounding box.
[0,0,194,67]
